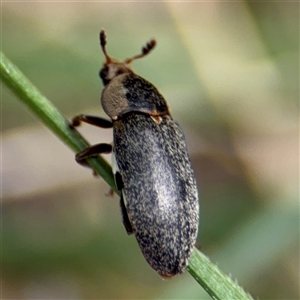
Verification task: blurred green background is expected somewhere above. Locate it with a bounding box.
[2,2,299,299]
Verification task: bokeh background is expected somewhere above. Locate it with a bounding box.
[2,1,299,299]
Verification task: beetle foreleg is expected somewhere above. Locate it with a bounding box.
[71,114,113,128]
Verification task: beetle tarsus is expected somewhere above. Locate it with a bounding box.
[106,188,115,197]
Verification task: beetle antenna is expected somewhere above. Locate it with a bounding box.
[124,39,156,64]
[99,29,112,63]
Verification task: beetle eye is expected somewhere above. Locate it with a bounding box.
[99,66,108,79]
[99,66,110,86]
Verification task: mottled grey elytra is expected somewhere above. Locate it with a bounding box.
[72,30,199,278]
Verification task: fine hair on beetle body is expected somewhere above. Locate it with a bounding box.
[72,30,199,278]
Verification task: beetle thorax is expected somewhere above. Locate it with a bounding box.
[101,72,131,120]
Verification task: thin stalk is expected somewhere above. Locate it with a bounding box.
[187,249,253,299]
[1,51,117,192]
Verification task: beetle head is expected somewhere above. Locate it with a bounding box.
[99,30,156,86]
[99,30,169,120]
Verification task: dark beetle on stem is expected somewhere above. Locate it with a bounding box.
[72,30,199,278]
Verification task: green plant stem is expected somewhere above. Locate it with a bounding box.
[1,51,253,300]
[188,249,253,299]
[1,51,117,192]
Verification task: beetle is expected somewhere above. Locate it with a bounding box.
[72,30,199,278]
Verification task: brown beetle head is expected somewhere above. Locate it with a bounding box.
[99,29,156,86]
[99,30,168,120]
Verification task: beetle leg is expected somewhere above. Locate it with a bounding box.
[115,171,124,191]
[71,115,113,174]
[75,143,112,173]
[120,194,133,235]
[195,242,201,250]
[105,188,114,197]
[71,114,113,128]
